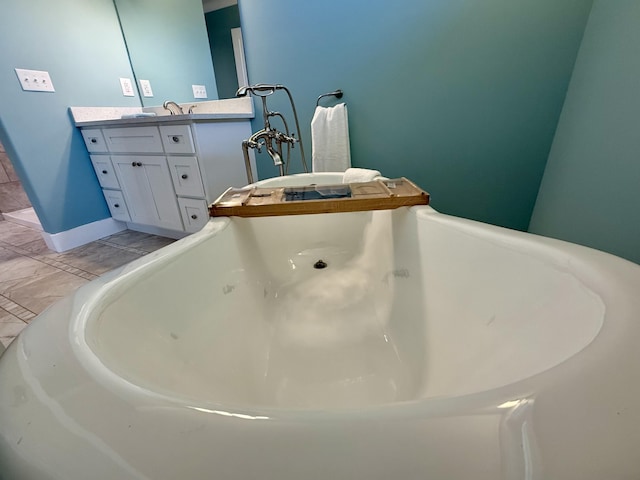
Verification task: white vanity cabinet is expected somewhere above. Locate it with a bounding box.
[81,118,254,237]
[111,155,184,231]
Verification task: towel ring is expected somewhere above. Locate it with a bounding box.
[316,89,344,107]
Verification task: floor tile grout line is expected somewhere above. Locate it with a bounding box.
[0,294,37,322]
[95,239,152,256]
[40,258,98,279]
[0,228,170,281]
[0,228,169,343]
[0,233,164,282]
[0,239,99,280]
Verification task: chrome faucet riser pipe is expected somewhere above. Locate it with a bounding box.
[241,141,255,184]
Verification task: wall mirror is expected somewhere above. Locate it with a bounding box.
[112,0,247,106]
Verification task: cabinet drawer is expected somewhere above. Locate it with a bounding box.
[159,125,195,154]
[103,126,163,153]
[177,197,208,233]
[103,190,131,222]
[90,155,120,189]
[81,129,108,153]
[167,156,205,197]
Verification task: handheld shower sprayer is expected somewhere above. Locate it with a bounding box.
[236,84,283,97]
[237,83,308,183]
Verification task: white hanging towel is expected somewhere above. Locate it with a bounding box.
[311,103,351,172]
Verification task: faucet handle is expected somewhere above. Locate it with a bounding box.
[286,132,298,147]
[246,139,262,153]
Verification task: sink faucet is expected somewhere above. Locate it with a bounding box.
[162,101,183,115]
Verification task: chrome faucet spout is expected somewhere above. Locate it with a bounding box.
[162,101,183,115]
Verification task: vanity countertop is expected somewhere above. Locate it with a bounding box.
[70,98,255,128]
[74,112,253,128]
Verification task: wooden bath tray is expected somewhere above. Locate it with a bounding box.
[209,177,429,218]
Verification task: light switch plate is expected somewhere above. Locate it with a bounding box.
[15,68,55,92]
[192,85,207,99]
[139,79,153,97]
[119,77,135,97]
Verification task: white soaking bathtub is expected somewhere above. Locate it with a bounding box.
[1,173,640,480]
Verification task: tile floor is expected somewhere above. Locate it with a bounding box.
[0,221,175,348]
[0,140,32,215]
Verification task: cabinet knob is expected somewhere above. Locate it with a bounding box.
[114,204,120,208]
[191,214,198,220]
[181,174,188,179]
[90,138,98,144]
[101,170,108,174]
[172,136,180,143]
[131,161,136,167]
[136,162,142,167]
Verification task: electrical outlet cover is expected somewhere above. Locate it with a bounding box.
[139,79,153,97]
[120,78,135,97]
[192,85,207,99]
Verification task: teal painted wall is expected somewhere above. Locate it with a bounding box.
[0,0,139,234]
[529,1,640,264]
[114,0,218,105]
[238,0,593,230]
[205,5,242,99]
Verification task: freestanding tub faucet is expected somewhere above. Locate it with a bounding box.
[237,84,308,183]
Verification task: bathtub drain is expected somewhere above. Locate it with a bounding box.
[313,259,328,269]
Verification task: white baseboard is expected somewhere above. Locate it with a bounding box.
[42,218,127,253]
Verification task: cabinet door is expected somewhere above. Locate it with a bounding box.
[112,155,184,231]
